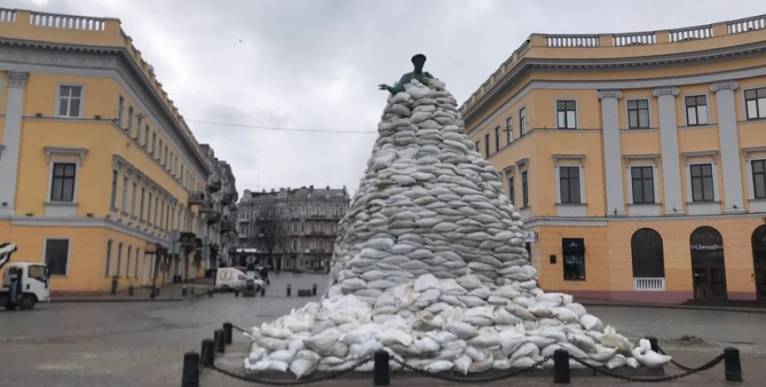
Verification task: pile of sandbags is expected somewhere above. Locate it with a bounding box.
[244,77,671,378]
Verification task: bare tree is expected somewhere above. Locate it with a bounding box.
[254,199,289,271]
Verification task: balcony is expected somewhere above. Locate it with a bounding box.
[188,192,205,206]
[207,178,222,193]
[205,213,221,225]
[633,277,665,291]
[221,192,238,206]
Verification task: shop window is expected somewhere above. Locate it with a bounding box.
[45,238,69,276]
[562,238,585,280]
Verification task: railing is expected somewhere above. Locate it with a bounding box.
[728,14,766,34]
[613,32,656,46]
[669,25,713,42]
[28,11,105,31]
[0,8,15,23]
[545,34,600,47]
[634,277,665,291]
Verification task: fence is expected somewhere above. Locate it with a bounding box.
[181,322,743,386]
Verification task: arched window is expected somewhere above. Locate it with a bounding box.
[690,226,727,300]
[631,228,665,278]
[751,225,766,301]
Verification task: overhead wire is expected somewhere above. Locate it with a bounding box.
[187,119,378,134]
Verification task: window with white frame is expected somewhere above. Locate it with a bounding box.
[50,162,76,202]
[519,108,527,135]
[690,163,715,202]
[631,166,655,204]
[521,170,529,207]
[506,116,513,144]
[508,174,515,206]
[745,87,766,120]
[104,239,113,277]
[58,85,82,117]
[685,95,708,126]
[127,106,133,132]
[559,166,581,203]
[627,99,650,129]
[556,100,576,129]
[494,127,500,152]
[752,159,766,199]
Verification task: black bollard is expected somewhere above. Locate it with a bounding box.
[214,329,225,353]
[312,283,318,296]
[128,284,134,296]
[261,287,266,297]
[223,323,233,345]
[234,289,239,297]
[201,339,215,367]
[553,349,570,384]
[724,347,743,382]
[373,350,390,386]
[182,286,188,296]
[647,337,659,352]
[208,288,213,298]
[286,284,291,297]
[181,351,200,387]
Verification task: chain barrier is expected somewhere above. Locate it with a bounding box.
[654,344,696,371]
[389,355,552,383]
[569,354,724,383]
[231,324,251,335]
[207,356,373,386]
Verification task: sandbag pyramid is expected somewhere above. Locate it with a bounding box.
[244,73,671,378]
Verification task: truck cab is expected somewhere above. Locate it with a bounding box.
[0,243,50,310]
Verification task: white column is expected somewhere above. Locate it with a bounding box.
[710,81,744,213]
[652,87,683,215]
[597,89,624,216]
[0,71,28,216]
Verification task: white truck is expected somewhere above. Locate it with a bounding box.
[0,243,50,310]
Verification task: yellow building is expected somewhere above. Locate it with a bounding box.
[0,9,223,294]
[462,15,766,303]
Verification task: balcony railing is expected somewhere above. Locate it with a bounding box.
[727,15,766,34]
[545,34,600,47]
[612,32,656,46]
[633,277,665,291]
[668,24,713,42]
[188,192,205,206]
[28,11,105,31]
[0,8,15,23]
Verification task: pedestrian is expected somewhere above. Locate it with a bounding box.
[259,265,269,285]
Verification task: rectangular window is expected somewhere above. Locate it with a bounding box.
[152,133,157,154]
[745,87,766,120]
[126,246,132,279]
[110,169,118,209]
[627,99,650,129]
[144,126,150,148]
[105,239,113,277]
[690,163,714,202]
[140,188,146,221]
[116,243,123,277]
[50,162,76,202]
[135,248,141,278]
[474,141,479,152]
[508,176,515,206]
[506,116,513,144]
[521,171,529,208]
[121,176,129,212]
[131,182,137,217]
[559,166,581,204]
[519,108,527,135]
[556,100,577,129]
[127,106,133,132]
[147,193,153,224]
[117,96,124,125]
[58,85,82,117]
[752,159,766,199]
[484,133,490,158]
[494,127,500,152]
[631,166,655,204]
[45,239,69,276]
[136,115,143,139]
[562,238,585,280]
[685,95,708,126]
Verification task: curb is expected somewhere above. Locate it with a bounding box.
[581,301,766,314]
[50,298,186,303]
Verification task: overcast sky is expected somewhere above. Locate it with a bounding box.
[10,0,765,195]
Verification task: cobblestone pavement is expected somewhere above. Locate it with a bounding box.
[1,272,764,386]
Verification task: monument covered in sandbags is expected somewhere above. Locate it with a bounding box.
[244,55,671,378]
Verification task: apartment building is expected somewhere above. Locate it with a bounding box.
[0,9,232,293]
[462,15,766,303]
[237,186,349,272]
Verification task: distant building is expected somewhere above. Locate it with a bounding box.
[237,186,349,272]
[199,145,238,268]
[462,15,766,303]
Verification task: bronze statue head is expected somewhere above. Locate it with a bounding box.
[411,54,426,72]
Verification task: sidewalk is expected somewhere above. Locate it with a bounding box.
[51,278,216,302]
[579,298,766,314]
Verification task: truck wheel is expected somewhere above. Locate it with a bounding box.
[19,294,36,310]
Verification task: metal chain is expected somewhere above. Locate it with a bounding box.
[208,356,373,386]
[654,344,695,371]
[390,355,551,383]
[570,354,724,383]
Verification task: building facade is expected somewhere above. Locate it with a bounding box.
[462,15,766,303]
[0,9,233,293]
[237,186,349,272]
[199,144,238,268]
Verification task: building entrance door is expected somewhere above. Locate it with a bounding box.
[752,225,766,302]
[690,226,727,301]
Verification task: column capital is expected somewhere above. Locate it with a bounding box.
[7,71,29,88]
[597,89,622,100]
[710,80,738,92]
[652,87,679,97]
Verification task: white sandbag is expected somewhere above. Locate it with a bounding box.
[580,314,603,331]
[453,355,472,375]
[268,349,295,363]
[413,274,441,292]
[445,321,479,339]
[379,329,413,346]
[349,338,383,358]
[606,354,627,369]
[600,326,633,355]
[425,360,454,373]
[303,329,341,355]
[632,339,671,368]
